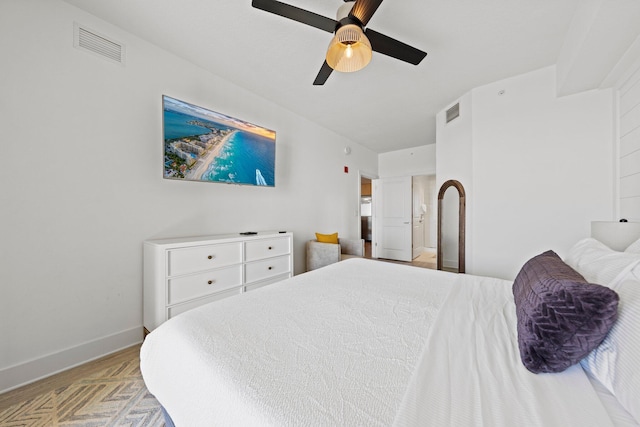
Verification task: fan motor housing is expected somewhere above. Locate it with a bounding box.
[337,1,356,21]
[336,16,362,32]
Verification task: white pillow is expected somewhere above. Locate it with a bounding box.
[626,238,640,254]
[580,279,640,424]
[565,238,640,289]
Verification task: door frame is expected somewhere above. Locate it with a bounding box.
[358,170,378,257]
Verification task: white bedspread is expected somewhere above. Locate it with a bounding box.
[140,258,618,426]
[393,273,615,427]
[141,259,454,426]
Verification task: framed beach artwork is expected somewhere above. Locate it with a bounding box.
[162,95,276,187]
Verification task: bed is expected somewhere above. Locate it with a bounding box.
[140,236,640,426]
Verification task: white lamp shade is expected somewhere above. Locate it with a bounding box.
[591,221,640,251]
[326,24,372,73]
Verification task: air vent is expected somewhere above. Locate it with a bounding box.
[446,103,460,123]
[74,23,125,65]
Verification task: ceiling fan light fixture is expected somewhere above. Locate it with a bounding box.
[326,24,372,73]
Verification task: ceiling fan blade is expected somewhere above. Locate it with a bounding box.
[252,0,337,33]
[365,28,427,65]
[313,61,333,85]
[348,0,384,27]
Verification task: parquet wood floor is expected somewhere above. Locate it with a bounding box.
[0,344,164,427]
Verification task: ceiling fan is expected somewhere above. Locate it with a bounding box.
[252,0,427,85]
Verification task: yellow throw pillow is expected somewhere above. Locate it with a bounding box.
[316,232,338,244]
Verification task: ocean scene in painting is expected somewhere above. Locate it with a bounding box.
[163,96,276,186]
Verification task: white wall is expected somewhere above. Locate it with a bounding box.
[437,66,614,280]
[556,0,640,96]
[411,175,437,249]
[617,61,640,221]
[0,0,377,392]
[436,93,474,270]
[378,144,436,177]
[553,0,640,222]
[472,67,614,279]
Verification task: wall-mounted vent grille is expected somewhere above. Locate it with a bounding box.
[74,23,125,65]
[446,103,460,123]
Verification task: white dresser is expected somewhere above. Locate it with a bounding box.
[143,231,293,332]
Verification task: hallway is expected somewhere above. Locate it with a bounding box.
[364,242,437,270]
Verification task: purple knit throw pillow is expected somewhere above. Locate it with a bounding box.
[513,250,619,374]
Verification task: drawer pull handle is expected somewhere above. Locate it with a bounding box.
[268,246,273,250]
[268,266,273,270]
[207,255,215,260]
[207,280,215,285]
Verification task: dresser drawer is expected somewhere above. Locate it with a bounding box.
[145,232,293,332]
[245,237,290,261]
[168,265,242,305]
[168,287,242,319]
[168,242,242,276]
[245,273,290,292]
[245,255,291,284]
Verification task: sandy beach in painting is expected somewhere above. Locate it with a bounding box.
[186,130,237,180]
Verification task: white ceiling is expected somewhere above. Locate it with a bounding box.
[63,0,582,153]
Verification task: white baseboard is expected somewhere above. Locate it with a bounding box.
[0,326,143,394]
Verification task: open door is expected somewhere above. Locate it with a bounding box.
[373,176,412,261]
